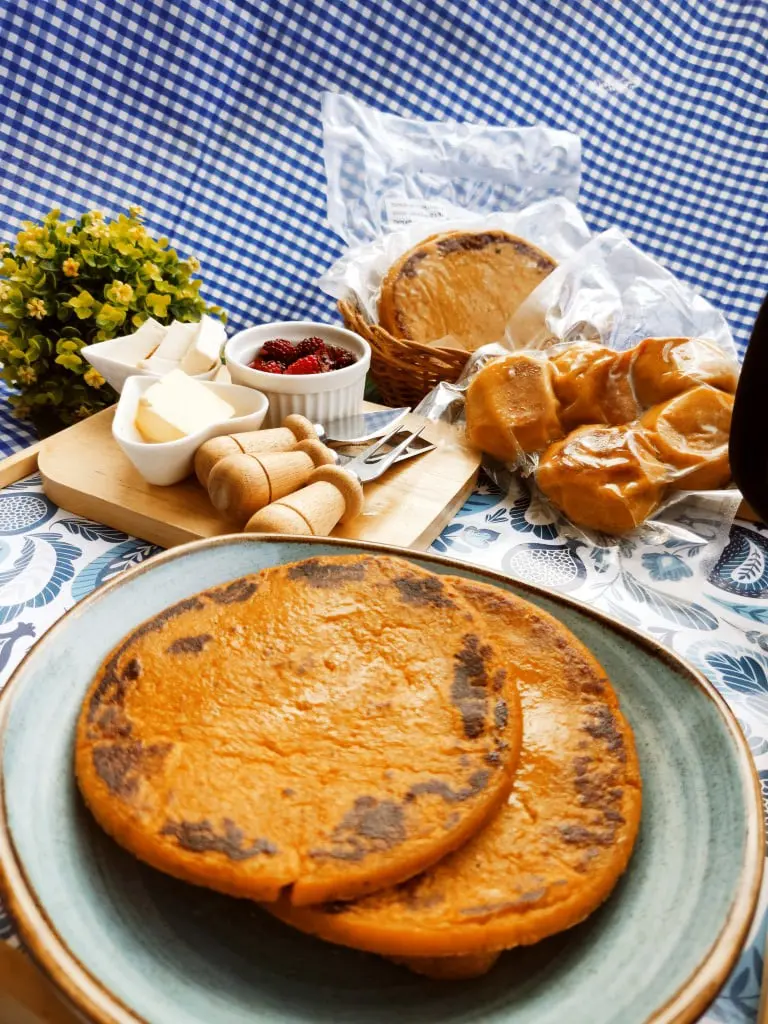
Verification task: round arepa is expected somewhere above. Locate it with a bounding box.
[269,575,641,964]
[378,230,556,352]
[75,555,522,906]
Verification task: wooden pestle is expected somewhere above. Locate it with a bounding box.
[244,465,364,536]
[194,414,317,487]
[207,439,335,524]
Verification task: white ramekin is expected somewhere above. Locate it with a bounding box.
[224,321,370,428]
[113,376,269,486]
[82,317,225,393]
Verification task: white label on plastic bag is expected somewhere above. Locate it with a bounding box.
[384,197,454,228]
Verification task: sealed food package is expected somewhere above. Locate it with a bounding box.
[415,229,742,563]
[320,93,590,403]
[506,228,736,358]
[322,92,582,247]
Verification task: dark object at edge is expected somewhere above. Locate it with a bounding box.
[730,293,768,526]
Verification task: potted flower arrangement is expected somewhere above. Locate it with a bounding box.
[0,205,225,434]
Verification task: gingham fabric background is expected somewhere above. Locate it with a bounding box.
[1,0,767,458]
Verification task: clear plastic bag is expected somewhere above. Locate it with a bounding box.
[320,93,588,348]
[322,92,582,246]
[416,230,742,562]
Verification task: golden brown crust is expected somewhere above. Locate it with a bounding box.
[550,343,639,429]
[536,424,669,534]
[640,386,733,491]
[379,231,556,352]
[465,354,564,462]
[390,951,502,980]
[76,556,522,906]
[631,337,738,406]
[268,576,642,958]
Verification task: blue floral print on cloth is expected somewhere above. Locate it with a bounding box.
[0,471,767,1022]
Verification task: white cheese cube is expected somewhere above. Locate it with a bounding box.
[180,315,226,375]
[134,369,236,443]
[132,317,168,356]
[137,355,178,374]
[154,320,200,361]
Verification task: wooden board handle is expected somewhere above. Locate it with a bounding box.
[194,414,318,487]
[207,440,334,524]
[245,465,364,536]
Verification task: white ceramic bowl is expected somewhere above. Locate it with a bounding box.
[82,331,222,394]
[113,376,269,486]
[225,321,370,428]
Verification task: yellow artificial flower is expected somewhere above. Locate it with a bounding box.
[0,282,11,302]
[16,365,37,386]
[108,281,133,304]
[62,258,80,277]
[186,255,201,272]
[16,231,42,255]
[127,225,146,242]
[84,367,105,388]
[88,210,104,221]
[128,204,144,218]
[26,297,47,319]
[88,221,109,240]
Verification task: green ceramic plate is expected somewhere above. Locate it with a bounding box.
[0,536,762,1024]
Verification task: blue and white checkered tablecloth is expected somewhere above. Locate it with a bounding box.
[1,2,767,406]
[1,3,768,1021]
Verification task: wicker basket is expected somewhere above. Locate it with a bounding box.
[338,298,469,407]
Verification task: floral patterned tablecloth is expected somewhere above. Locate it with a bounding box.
[0,471,767,1023]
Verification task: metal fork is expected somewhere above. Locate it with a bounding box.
[244,422,434,535]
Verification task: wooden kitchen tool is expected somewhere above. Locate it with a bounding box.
[246,425,426,536]
[194,413,318,487]
[207,438,335,523]
[246,464,365,535]
[34,402,481,550]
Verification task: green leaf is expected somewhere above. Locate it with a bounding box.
[146,292,171,318]
[95,303,127,329]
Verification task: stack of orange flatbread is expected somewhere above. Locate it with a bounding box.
[76,553,641,980]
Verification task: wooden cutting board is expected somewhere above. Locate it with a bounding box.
[38,404,481,550]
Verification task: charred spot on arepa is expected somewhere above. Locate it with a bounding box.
[94,706,133,740]
[566,654,607,696]
[92,740,172,798]
[406,768,491,805]
[166,634,213,655]
[559,823,616,847]
[583,705,626,759]
[392,873,446,910]
[400,250,429,279]
[310,797,406,862]
[573,755,625,814]
[451,634,493,739]
[392,573,456,609]
[161,818,277,860]
[430,231,556,272]
[287,558,367,588]
[206,579,259,605]
[122,658,141,681]
[87,595,204,722]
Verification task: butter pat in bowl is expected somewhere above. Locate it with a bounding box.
[113,371,269,486]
